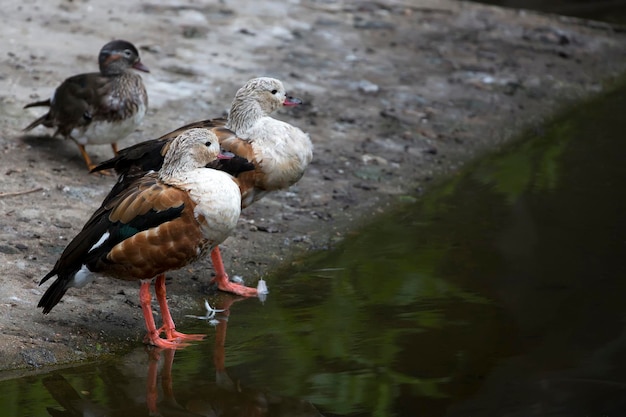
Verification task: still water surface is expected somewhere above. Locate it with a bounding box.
[2,84,626,416]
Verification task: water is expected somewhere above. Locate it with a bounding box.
[2,85,626,416]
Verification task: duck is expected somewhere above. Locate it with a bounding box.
[38,128,254,349]
[93,77,313,297]
[23,39,149,172]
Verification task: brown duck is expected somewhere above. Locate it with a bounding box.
[23,39,149,171]
[38,129,254,349]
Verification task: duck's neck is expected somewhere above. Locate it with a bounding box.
[226,97,266,136]
[159,166,186,183]
[159,151,198,183]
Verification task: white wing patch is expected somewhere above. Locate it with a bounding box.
[89,232,110,253]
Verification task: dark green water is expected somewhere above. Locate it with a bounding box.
[2,83,626,416]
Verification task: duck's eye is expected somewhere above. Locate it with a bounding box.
[123,49,132,58]
[271,89,278,94]
[204,141,212,147]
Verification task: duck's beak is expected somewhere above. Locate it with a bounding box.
[217,150,235,160]
[132,61,150,73]
[283,95,302,106]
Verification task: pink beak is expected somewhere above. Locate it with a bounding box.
[132,61,150,73]
[217,150,235,160]
[283,95,302,106]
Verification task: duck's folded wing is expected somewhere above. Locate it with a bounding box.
[48,73,106,131]
[91,118,228,176]
[217,127,256,161]
[157,118,227,140]
[101,182,204,279]
[92,137,170,175]
[217,129,265,203]
[42,175,195,284]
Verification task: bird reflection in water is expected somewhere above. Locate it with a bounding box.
[42,294,323,417]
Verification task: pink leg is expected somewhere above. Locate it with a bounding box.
[139,279,190,349]
[154,274,205,342]
[210,246,258,297]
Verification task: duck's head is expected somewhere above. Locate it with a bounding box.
[160,129,232,179]
[233,77,302,116]
[98,39,150,76]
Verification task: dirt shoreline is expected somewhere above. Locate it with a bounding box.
[1,0,626,373]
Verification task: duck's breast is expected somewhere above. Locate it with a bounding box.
[186,168,242,245]
[249,118,312,190]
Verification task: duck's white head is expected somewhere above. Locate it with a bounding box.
[227,77,302,133]
[160,128,229,179]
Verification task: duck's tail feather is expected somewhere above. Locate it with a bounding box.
[23,113,50,132]
[38,275,69,314]
[24,99,51,109]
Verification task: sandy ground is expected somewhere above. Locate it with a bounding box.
[0,0,625,373]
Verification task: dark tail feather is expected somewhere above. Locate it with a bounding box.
[23,99,52,132]
[24,98,51,109]
[38,275,69,314]
[91,138,168,174]
[23,113,50,132]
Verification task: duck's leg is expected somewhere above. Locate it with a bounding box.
[111,142,119,155]
[210,246,258,297]
[154,274,205,342]
[75,143,96,172]
[72,142,114,176]
[139,279,190,349]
